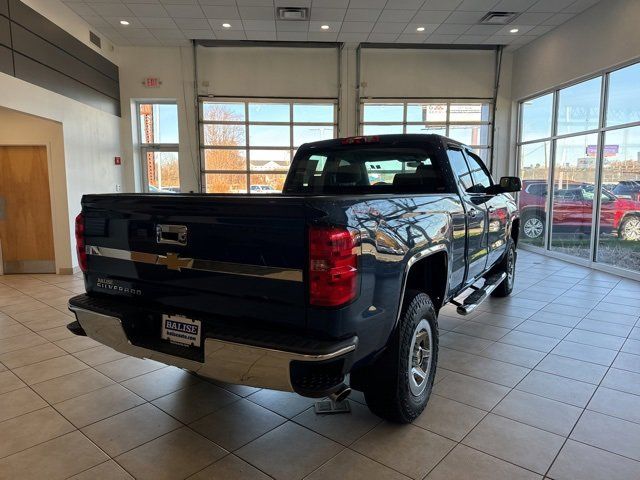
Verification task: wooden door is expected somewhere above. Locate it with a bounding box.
[0,146,55,273]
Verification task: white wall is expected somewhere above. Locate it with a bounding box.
[0,73,122,273]
[361,48,496,99]
[197,46,340,98]
[512,0,640,100]
[117,46,199,193]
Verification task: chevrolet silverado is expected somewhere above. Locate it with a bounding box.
[68,134,520,423]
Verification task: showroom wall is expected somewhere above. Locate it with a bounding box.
[117,43,514,193]
[512,0,640,100]
[0,74,122,272]
[118,46,197,192]
[0,0,122,272]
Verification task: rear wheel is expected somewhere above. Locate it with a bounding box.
[619,215,640,241]
[361,290,438,423]
[491,241,517,297]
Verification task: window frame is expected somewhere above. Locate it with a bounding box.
[198,97,338,194]
[136,100,180,193]
[516,57,640,280]
[359,99,493,160]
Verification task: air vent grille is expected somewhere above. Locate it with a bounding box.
[89,31,102,48]
[479,12,519,25]
[277,7,309,21]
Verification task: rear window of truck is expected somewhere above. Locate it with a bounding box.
[284,146,449,195]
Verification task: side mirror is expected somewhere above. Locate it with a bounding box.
[499,176,522,192]
[485,176,522,195]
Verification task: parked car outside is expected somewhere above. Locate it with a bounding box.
[519,180,640,241]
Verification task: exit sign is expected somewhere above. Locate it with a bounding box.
[143,77,161,88]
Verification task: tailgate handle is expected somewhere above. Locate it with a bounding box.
[156,224,188,246]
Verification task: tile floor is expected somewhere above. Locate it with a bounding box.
[0,250,640,479]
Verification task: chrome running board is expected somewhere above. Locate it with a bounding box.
[451,272,507,316]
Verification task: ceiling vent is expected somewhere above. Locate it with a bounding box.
[479,12,519,25]
[277,7,309,21]
[89,31,102,48]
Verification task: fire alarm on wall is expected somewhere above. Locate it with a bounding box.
[115,156,122,165]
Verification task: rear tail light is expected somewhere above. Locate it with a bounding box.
[309,226,359,307]
[75,213,87,272]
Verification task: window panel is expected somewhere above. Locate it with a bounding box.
[293,104,334,123]
[361,102,492,150]
[406,103,447,122]
[449,125,489,146]
[250,173,287,193]
[199,100,336,194]
[606,62,640,127]
[550,133,598,259]
[202,124,246,147]
[557,77,602,135]
[293,125,334,147]
[363,103,403,122]
[519,141,551,247]
[449,103,489,122]
[406,124,446,135]
[203,149,246,171]
[248,103,290,122]
[521,93,554,142]
[597,125,640,271]
[249,125,290,147]
[143,150,180,193]
[202,102,245,122]
[205,173,247,193]
[139,103,179,144]
[249,149,291,171]
[363,124,403,135]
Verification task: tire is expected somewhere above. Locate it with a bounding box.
[361,290,438,423]
[522,212,545,240]
[491,241,517,297]
[619,215,640,241]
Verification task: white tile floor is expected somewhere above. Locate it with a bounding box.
[0,249,640,479]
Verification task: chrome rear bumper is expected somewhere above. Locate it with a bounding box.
[69,305,356,393]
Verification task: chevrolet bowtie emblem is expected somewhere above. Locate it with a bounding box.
[157,252,194,271]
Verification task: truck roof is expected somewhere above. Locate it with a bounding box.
[299,133,468,150]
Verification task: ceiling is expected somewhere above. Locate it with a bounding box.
[62,0,602,48]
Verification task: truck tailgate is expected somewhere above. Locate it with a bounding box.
[81,194,309,328]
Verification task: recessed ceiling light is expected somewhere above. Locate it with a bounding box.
[120,20,129,26]
[416,26,425,32]
[222,23,231,28]
[321,24,330,30]
[510,28,519,33]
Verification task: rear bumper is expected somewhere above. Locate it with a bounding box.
[68,294,357,396]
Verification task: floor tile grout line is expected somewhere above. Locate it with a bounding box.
[541,305,640,478]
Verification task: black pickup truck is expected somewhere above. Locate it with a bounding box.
[69,134,520,423]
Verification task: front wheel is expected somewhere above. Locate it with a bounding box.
[361,290,438,423]
[619,216,640,241]
[491,241,517,297]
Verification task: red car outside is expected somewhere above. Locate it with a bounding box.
[519,180,640,241]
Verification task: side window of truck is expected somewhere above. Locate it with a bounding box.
[447,148,474,192]
[465,151,492,192]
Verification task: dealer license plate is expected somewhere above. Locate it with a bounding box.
[161,314,202,347]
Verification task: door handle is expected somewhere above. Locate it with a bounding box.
[468,208,478,218]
